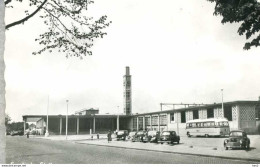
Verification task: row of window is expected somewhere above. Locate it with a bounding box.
[170,106,233,123]
[133,115,167,129]
[186,121,229,128]
[133,106,234,129]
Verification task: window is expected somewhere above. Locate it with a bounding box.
[138,117,143,129]
[181,112,186,123]
[126,92,130,98]
[193,110,199,119]
[207,108,214,118]
[133,117,137,130]
[160,115,167,125]
[152,116,158,125]
[170,113,174,123]
[224,106,232,121]
[145,117,150,126]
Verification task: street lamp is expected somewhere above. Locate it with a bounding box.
[221,89,224,116]
[117,106,119,131]
[45,95,49,137]
[66,100,69,140]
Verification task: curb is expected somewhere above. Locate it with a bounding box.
[75,142,260,163]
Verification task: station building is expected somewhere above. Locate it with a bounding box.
[22,67,260,135]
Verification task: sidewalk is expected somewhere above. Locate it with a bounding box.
[33,134,260,162]
[75,138,260,162]
[31,134,108,141]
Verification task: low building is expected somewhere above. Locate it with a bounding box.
[130,100,260,135]
[23,99,260,136]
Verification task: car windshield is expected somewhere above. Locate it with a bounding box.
[162,132,170,135]
[148,131,157,136]
[117,131,124,135]
[129,132,136,136]
[230,131,243,137]
[137,131,144,135]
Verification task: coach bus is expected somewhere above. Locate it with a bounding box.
[186,118,230,137]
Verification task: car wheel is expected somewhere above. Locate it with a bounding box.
[187,132,191,137]
[225,146,228,150]
[177,140,180,144]
[246,143,250,150]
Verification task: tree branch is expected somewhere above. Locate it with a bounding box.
[4,0,12,5]
[5,0,48,29]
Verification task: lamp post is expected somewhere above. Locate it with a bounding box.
[45,95,49,137]
[221,89,224,116]
[117,106,119,131]
[66,100,69,140]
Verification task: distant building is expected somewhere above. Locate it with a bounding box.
[75,108,99,115]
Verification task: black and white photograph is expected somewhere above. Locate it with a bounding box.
[1,0,260,165]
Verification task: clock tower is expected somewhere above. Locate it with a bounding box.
[123,66,132,115]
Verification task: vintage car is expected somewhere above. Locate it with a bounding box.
[142,130,160,143]
[224,130,250,150]
[132,131,146,142]
[116,130,128,141]
[158,131,180,144]
[128,131,137,141]
[10,130,24,136]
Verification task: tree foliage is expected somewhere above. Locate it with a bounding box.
[207,0,260,50]
[5,114,11,126]
[5,0,111,59]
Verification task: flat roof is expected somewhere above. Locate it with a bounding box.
[132,101,260,116]
[22,114,131,119]
[22,100,260,120]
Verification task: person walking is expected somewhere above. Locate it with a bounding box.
[107,130,112,143]
[26,131,29,138]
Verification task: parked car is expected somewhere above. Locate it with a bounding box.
[128,131,137,141]
[158,131,180,144]
[224,130,250,150]
[142,130,160,143]
[132,131,146,142]
[10,130,24,136]
[116,130,128,141]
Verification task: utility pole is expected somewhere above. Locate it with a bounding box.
[66,100,69,140]
[221,89,224,116]
[45,95,49,137]
[117,106,119,131]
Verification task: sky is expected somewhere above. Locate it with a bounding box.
[4,0,260,122]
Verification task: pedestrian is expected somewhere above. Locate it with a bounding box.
[97,133,99,140]
[26,131,29,138]
[107,130,112,143]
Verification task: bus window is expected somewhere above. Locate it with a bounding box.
[210,122,215,127]
[204,122,209,127]
[223,122,229,126]
[192,123,196,127]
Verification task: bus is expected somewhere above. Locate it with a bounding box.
[186,118,230,137]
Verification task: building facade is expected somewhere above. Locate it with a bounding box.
[22,67,260,135]
[129,100,260,135]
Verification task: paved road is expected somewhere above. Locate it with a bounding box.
[6,136,259,164]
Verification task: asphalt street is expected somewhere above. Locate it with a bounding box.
[5,136,259,164]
